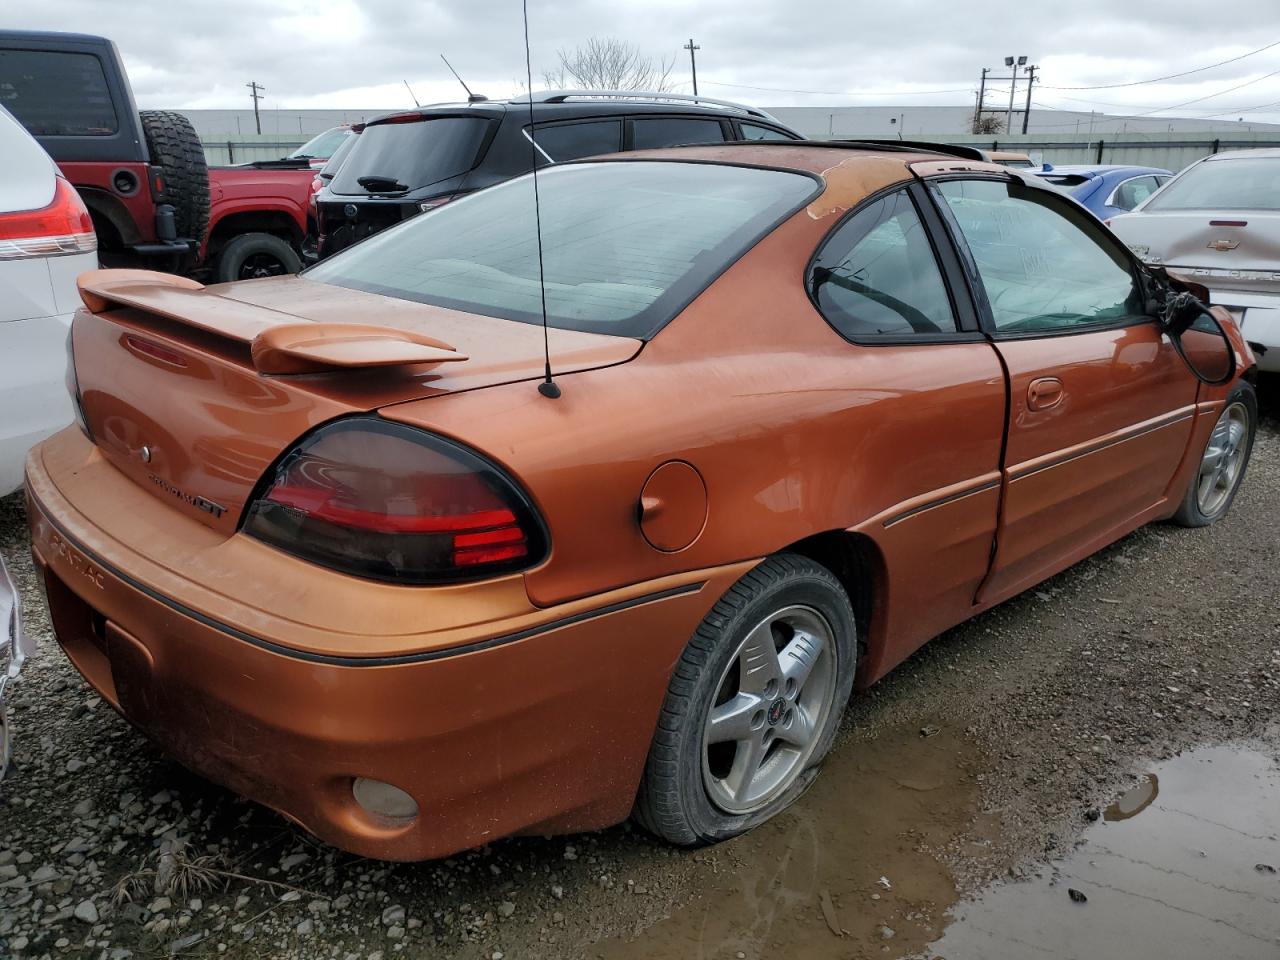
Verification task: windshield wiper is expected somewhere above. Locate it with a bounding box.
[357,174,410,193]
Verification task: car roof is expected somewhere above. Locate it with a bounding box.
[600,141,985,176]
[1203,148,1280,161]
[365,98,794,127]
[1042,164,1171,177]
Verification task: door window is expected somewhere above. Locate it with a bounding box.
[811,189,958,339]
[631,117,725,150]
[934,179,1144,334]
[532,120,622,161]
[1111,175,1160,211]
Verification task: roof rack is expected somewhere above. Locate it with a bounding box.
[516,90,780,123]
[829,139,989,161]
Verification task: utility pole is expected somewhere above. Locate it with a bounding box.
[246,81,265,135]
[683,38,700,96]
[974,67,989,133]
[1021,64,1037,134]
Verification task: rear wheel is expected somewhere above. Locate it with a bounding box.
[213,232,302,282]
[635,553,856,846]
[1173,382,1256,527]
[139,110,209,244]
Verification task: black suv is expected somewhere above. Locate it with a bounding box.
[314,91,801,257]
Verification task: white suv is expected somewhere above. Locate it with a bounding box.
[0,104,97,495]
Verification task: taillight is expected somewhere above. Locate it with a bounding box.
[242,417,548,584]
[309,175,323,211]
[0,178,96,261]
[418,195,455,213]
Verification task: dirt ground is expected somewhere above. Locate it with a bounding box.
[2,377,1277,960]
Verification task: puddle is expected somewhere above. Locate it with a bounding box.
[924,743,1280,960]
[600,724,984,960]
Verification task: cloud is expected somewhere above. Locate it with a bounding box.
[7,0,1280,120]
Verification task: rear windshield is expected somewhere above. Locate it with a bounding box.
[319,133,358,178]
[1146,157,1280,211]
[288,127,350,160]
[306,161,818,338]
[0,49,118,136]
[330,116,492,195]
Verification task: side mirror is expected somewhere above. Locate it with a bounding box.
[1162,292,1236,385]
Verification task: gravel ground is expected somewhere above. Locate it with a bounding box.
[1,377,1277,960]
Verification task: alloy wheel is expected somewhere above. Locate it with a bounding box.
[701,604,837,815]
[1197,401,1249,517]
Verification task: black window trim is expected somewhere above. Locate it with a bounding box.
[803,180,986,347]
[920,172,1162,342]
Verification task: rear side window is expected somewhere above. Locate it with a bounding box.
[739,122,795,141]
[306,161,817,338]
[1111,175,1160,211]
[331,116,492,195]
[0,49,117,136]
[531,120,622,161]
[631,117,725,150]
[811,189,957,339]
[1145,157,1280,211]
[288,127,350,160]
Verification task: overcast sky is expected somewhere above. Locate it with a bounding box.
[10,0,1280,123]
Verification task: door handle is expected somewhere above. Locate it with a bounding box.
[1027,377,1064,411]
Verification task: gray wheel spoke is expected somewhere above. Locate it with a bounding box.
[780,629,825,693]
[725,731,768,802]
[706,693,761,745]
[737,620,782,694]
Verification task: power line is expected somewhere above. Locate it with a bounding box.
[1028,68,1280,124]
[1040,39,1280,90]
[688,78,975,97]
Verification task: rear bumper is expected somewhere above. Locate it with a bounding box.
[0,312,73,496]
[1203,289,1280,373]
[24,442,750,860]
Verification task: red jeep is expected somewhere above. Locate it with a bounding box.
[0,31,313,280]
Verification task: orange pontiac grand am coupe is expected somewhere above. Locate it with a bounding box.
[15,142,1257,860]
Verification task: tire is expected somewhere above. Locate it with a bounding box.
[213,232,303,283]
[635,553,857,846]
[139,110,210,244]
[1172,382,1257,527]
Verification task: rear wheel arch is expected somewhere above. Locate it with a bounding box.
[781,529,884,663]
[78,189,143,249]
[206,210,303,257]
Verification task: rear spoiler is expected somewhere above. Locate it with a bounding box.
[76,269,468,375]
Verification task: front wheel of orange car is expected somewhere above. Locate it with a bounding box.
[635,553,856,846]
[1173,382,1257,528]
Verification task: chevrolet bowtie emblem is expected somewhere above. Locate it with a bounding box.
[1208,239,1240,251]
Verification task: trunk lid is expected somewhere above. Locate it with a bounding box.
[1110,210,1280,298]
[72,271,640,535]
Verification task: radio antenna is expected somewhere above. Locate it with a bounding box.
[403,80,421,107]
[521,0,559,398]
[440,54,487,103]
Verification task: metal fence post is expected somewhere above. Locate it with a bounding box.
[227,141,235,164]
[1095,139,1104,164]
[1211,139,1221,155]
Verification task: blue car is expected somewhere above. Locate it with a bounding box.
[1035,165,1173,220]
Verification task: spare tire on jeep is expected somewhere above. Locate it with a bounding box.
[139,110,210,245]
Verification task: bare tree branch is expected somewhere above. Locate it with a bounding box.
[543,38,677,92]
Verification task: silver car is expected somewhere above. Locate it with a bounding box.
[1109,149,1280,372]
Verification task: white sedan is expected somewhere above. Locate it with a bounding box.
[1109,149,1279,372]
[0,104,97,495]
